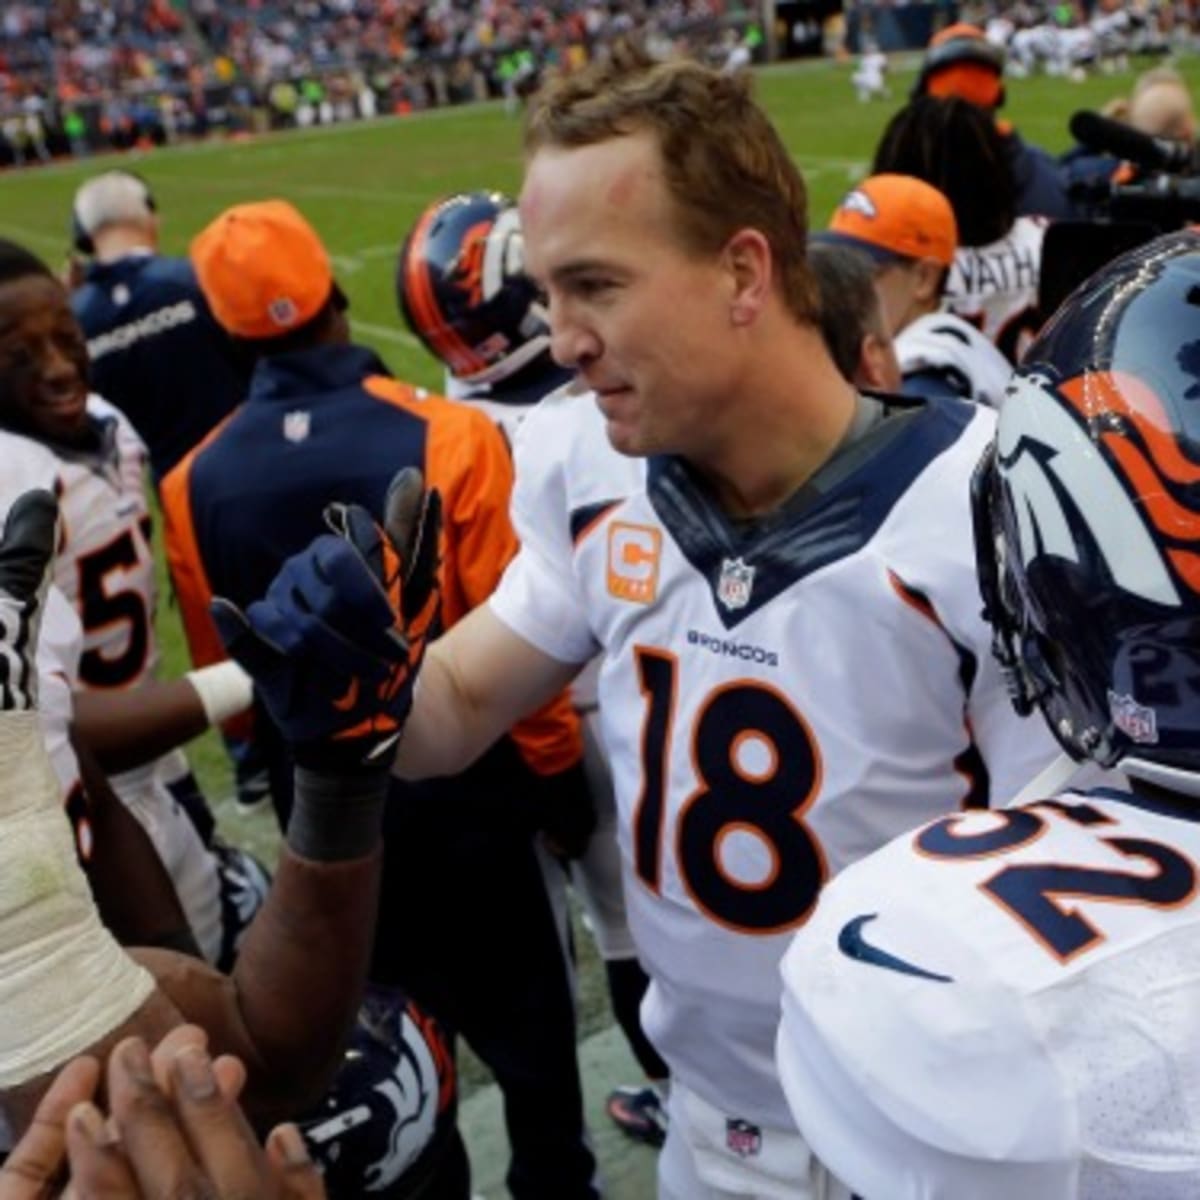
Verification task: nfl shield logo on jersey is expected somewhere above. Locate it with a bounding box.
[717,557,755,611]
[283,410,311,443]
[725,1117,762,1158]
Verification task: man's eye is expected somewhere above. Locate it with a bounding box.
[576,278,615,298]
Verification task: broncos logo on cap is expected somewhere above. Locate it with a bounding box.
[839,189,878,220]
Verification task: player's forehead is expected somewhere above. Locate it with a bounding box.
[0,275,72,333]
[519,132,676,280]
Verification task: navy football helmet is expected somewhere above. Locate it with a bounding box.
[972,228,1200,787]
[396,191,551,385]
[297,986,455,1197]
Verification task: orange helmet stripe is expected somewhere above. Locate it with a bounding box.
[404,205,489,377]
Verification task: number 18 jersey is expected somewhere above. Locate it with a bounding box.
[490,390,1059,1128]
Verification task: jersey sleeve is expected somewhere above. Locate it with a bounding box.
[888,406,1061,804]
[777,840,1077,1199]
[488,396,599,668]
[36,585,83,797]
[0,432,60,524]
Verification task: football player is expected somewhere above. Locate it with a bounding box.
[778,229,1200,1198]
[398,190,672,1147]
[0,239,259,965]
[226,56,1065,1199]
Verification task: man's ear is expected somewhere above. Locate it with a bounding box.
[724,229,772,327]
[858,332,902,393]
[913,257,947,305]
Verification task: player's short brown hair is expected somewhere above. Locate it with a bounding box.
[524,55,818,323]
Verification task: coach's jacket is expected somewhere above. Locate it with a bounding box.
[73,254,251,482]
[160,341,583,787]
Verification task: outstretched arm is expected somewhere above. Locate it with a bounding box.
[395,603,580,780]
[71,660,251,775]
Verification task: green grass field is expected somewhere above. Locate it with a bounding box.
[1,51,1196,1070]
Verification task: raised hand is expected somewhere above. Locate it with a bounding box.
[211,468,441,771]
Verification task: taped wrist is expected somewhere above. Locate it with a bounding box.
[0,713,156,1088]
[185,661,254,726]
[286,764,388,862]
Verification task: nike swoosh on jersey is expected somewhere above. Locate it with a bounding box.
[837,914,953,983]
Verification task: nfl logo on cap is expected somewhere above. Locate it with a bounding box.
[269,296,300,328]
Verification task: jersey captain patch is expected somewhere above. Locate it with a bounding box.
[607,522,661,604]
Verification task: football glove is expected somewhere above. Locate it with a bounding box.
[211,468,441,772]
[0,489,58,713]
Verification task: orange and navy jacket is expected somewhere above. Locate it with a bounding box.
[160,341,581,778]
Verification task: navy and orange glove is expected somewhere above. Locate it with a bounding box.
[211,469,441,772]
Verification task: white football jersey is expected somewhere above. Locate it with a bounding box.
[778,788,1200,1199]
[896,311,1014,409]
[943,215,1047,363]
[0,396,158,692]
[491,390,1059,1128]
[0,399,222,961]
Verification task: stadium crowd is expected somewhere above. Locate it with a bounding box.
[2,15,1200,1200]
[0,0,756,161]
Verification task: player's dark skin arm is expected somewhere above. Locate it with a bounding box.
[1,774,384,1138]
[70,732,203,958]
[72,679,214,775]
[141,834,384,1128]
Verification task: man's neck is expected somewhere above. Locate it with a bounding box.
[93,226,156,263]
[694,330,859,519]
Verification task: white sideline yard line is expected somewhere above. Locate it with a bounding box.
[328,242,402,272]
[350,318,420,349]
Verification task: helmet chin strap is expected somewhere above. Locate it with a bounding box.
[1121,757,1200,800]
[1007,751,1086,808]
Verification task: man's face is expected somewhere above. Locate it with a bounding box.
[0,275,89,445]
[520,132,745,460]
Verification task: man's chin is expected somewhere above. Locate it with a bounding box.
[603,421,650,459]
[39,406,90,446]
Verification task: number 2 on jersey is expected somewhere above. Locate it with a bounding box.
[633,647,827,935]
[916,801,1197,961]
